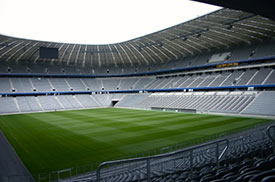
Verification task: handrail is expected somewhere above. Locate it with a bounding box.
[219,140,229,160]
[96,138,229,182]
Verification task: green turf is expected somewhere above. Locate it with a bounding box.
[0,108,270,176]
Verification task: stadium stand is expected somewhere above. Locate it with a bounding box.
[30,77,52,92]
[75,95,101,108]
[65,123,275,182]
[116,91,260,115]
[264,70,275,84]
[242,92,275,116]
[67,78,87,91]
[2,65,275,94]
[0,77,12,92]
[0,97,19,113]
[17,96,42,112]
[1,62,275,116]
[38,96,63,111]
[249,68,272,85]
[50,78,70,92]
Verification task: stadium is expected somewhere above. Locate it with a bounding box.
[0,0,275,182]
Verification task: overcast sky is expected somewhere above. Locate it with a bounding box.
[0,0,221,44]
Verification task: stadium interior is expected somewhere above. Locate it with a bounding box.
[1,1,275,182]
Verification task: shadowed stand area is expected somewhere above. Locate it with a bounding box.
[0,131,33,182]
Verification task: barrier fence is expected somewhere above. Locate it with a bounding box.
[96,138,229,182]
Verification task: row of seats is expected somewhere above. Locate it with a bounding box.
[1,91,274,116]
[0,67,275,93]
[117,91,275,116]
[147,67,275,90]
[117,91,260,114]
[68,124,275,182]
[0,77,151,93]
[0,94,124,114]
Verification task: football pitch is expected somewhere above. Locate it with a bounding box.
[0,108,270,176]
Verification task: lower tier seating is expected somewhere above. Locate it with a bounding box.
[0,91,275,116]
[67,124,275,182]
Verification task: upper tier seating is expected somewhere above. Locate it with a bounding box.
[2,67,274,94]
[249,68,272,85]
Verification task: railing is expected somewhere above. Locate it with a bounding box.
[37,163,96,182]
[96,139,229,182]
[267,125,275,153]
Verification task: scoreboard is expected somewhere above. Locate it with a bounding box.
[216,62,238,68]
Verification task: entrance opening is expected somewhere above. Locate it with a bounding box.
[111,100,119,107]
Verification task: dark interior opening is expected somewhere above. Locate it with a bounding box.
[111,100,119,107]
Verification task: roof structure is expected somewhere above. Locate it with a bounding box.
[0,8,275,68]
[193,0,275,21]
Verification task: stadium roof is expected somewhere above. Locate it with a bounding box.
[1,8,275,68]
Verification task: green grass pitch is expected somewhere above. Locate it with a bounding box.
[0,108,270,176]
